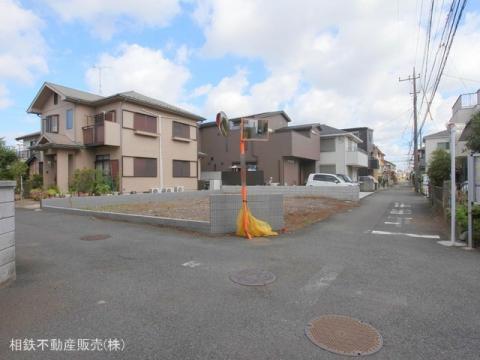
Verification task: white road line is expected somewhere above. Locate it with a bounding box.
[394,202,411,208]
[371,230,440,239]
[182,261,202,268]
[390,209,412,215]
[384,221,401,225]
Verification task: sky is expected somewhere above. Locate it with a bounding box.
[1,0,480,170]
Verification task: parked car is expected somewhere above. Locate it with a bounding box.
[306,173,357,186]
[336,174,356,183]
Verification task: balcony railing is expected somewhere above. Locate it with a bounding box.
[82,120,120,146]
[346,150,368,167]
[452,91,480,115]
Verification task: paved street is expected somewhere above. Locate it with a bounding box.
[1,184,479,359]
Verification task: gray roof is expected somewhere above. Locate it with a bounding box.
[15,131,41,141]
[423,129,449,140]
[320,124,363,142]
[46,82,104,102]
[229,111,292,123]
[31,133,82,150]
[95,91,204,121]
[319,124,349,136]
[29,82,204,121]
[276,123,321,132]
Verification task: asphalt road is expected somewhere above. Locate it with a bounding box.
[1,184,479,359]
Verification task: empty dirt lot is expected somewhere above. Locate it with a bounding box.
[90,196,357,231]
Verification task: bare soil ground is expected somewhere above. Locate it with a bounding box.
[93,195,357,231]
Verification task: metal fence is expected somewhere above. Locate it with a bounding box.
[430,184,450,216]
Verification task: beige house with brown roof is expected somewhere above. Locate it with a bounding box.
[26,82,204,193]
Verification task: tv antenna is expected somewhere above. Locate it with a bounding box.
[93,65,110,95]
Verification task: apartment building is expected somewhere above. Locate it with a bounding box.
[25,82,204,193]
[199,111,321,185]
[317,125,368,181]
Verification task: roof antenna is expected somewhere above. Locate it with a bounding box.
[93,65,110,95]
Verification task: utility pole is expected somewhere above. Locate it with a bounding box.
[399,67,420,191]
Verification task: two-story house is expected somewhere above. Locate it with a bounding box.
[423,130,450,171]
[317,125,368,181]
[25,82,204,193]
[199,111,321,185]
[341,127,378,177]
[15,131,42,177]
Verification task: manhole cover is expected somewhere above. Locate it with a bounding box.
[305,315,382,356]
[80,234,111,241]
[229,269,276,286]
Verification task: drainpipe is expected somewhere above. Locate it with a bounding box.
[449,122,456,245]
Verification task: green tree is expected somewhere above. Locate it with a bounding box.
[466,112,480,153]
[427,149,450,186]
[0,138,22,180]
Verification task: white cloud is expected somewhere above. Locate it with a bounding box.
[192,0,480,169]
[0,0,48,109]
[85,44,190,104]
[45,0,181,39]
[201,69,300,118]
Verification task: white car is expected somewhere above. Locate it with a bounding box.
[306,173,357,187]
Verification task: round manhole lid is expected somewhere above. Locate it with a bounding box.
[305,315,383,356]
[229,269,276,286]
[80,234,111,241]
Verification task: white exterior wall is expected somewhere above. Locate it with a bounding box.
[424,136,450,170]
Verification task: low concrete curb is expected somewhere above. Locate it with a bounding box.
[42,192,284,235]
[43,206,211,233]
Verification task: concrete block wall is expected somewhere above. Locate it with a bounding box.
[221,185,359,201]
[0,181,16,287]
[210,194,284,234]
[42,190,215,209]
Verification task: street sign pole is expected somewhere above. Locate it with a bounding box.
[240,118,252,239]
[467,154,474,249]
[450,123,456,245]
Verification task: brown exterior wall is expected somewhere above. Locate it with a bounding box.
[200,119,320,185]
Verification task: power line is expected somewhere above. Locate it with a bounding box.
[418,0,467,136]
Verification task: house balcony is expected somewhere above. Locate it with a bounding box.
[451,90,480,125]
[346,149,368,167]
[83,121,120,147]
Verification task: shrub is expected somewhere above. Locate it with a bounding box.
[466,112,480,153]
[72,168,97,194]
[71,168,112,195]
[46,186,59,197]
[31,174,43,189]
[30,188,47,201]
[452,204,480,240]
[427,149,450,186]
[94,183,111,195]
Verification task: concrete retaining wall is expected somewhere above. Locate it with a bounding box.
[210,194,284,234]
[42,191,284,235]
[221,185,359,201]
[0,181,15,287]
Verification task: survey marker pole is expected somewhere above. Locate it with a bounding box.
[239,117,252,239]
